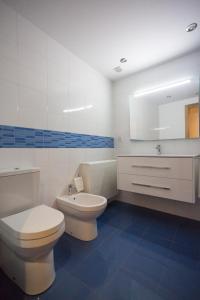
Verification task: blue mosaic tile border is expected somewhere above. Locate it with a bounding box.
[0,125,114,148]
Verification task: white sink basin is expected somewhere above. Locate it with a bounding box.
[118,154,200,158]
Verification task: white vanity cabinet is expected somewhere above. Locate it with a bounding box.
[117,155,199,203]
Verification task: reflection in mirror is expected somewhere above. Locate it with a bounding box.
[130,76,199,140]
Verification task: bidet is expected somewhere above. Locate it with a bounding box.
[56,193,107,241]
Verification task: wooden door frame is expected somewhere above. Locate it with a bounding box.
[185,103,200,138]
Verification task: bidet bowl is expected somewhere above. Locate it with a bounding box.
[56,193,107,241]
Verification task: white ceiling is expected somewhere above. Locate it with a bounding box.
[4,0,200,80]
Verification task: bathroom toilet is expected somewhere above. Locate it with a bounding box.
[0,168,65,295]
[56,192,107,241]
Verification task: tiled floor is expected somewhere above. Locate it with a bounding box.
[1,201,200,300]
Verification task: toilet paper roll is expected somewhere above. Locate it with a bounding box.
[74,176,84,192]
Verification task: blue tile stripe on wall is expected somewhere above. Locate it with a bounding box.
[0,125,114,148]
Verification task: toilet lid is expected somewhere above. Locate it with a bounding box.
[0,205,64,240]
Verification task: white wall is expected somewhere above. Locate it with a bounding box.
[159,97,198,139]
[113,50,200,220]
[0,0,114,207]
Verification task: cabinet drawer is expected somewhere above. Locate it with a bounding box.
[117,157,193,180]
[117,173,194,203]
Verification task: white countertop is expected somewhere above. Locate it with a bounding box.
[117,154,200,158]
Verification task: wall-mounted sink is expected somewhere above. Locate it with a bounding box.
[117,154,200,158]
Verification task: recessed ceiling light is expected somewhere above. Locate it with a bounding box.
[113,66,122,72]
[120,58,127,63]
[186,23,198,32]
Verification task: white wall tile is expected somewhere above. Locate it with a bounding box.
[0,57,19,83]
[0,149,22,168]
[19,44,47,74]
[0,2,113,210]
[47,37,69,65]
[69,108,87,134]
[47,79,69,114]
[0,148,34,169]
[19,65,47,92]
[47,149,70,205]
[85,149,114,162]
[47,113,66,131]
[18,86,48,129]
[0,37,18,62]
[68,149,86,182]
[62,114,70,132]
[33,149,49,204]
[47,58,69,85]
[17,15,47,57]
[19,86,47,111]
[34,149,49,177]
[0,0,17,45]
[18,107,48,129]
[0,80,19,125]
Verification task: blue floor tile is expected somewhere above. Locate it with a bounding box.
[41,271,91,300]
[71,250,114,290]
[136,235,173,266]
[174,219,200,249]
[122,246,167,291]
[54,232,101,272]
[144,218,178,241]
[2,201,200,300]
[98,231,137,267]
[170,240,200,262]
[97,220,119,238]
[70,231,136,291]
[121,220,149,241]
[157,260,200,300]
[99,201,139,231]
[93,268,163,300]
[103,211,134,231]
[169,241,200,270]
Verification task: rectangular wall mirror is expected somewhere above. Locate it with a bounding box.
[130,75,200,140]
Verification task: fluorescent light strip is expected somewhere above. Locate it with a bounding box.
[63,105,93,113]
[152,126,170,131]
[134,79,191,98]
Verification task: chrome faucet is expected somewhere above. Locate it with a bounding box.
[155,144,161,155]
[68,184,73,195]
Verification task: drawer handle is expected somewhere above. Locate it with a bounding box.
[132,182,171,190]
[131,165,171,170]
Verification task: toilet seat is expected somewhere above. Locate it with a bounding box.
[1,223,65,255]
[0,205,64,241]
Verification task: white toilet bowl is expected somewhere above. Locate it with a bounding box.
[56,193,107,241]
[0,205,65,295]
